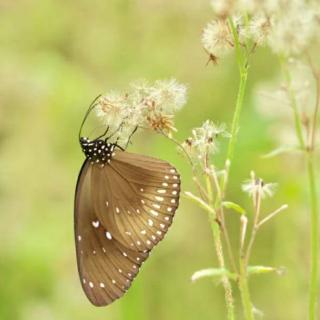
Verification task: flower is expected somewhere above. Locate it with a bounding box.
[94,79,187,146]
[242,172,277,199]
[201,19,234,58]
[211,0,235,17]
[181,120,230,165]
[268,2,317,56]
[95,92,130,132]
[249,13,272,45]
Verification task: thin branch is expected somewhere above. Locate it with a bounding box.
[306,54,320,150]
[257,204,288,228]
[184,191,216,215]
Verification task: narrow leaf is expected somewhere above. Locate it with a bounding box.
[191,268,237,282]
[247,265,286,276]
[222,201,246,215]
[263,145,302,158]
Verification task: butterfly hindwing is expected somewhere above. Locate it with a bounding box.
[91,151,181,253]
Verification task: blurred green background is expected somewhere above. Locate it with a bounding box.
[0,1,316,319]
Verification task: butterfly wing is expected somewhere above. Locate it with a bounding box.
[74,160,149,306]
[91,150,181,253]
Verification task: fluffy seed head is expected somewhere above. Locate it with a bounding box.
[201,19,233,58]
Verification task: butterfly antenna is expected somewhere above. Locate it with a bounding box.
[124,126,138,149]
[79,95,102,140]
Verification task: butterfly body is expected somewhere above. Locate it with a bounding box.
[80,137,117,165]
[75,111,181,306]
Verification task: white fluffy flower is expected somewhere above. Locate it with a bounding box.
[242,174,277,199]
[211,0,235,17]
[95,79,187,146]
[201,19,233,58]
[152,79,187,113]
[268,2,317,56]
[95,92,130,132]
[181,120,230,164]
[249,13,272,45]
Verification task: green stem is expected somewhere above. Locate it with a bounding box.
[226,17,249,163]
[239,260,255,320]
[280,56,305,149]
[208,210,235,320]
[307,153,319,320]
[206,176,235,320]
[227,68,248,162]
[280,57,318,319]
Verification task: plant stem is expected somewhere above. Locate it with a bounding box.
[239,259,255,320]
[280,57,318,320]
[280,57,305,149]
[307,153,318,320]
[206,175,235,320]
[227,17,253,320]
[227,68,248,162]
[227,16,249,163]
[208,210,235,320]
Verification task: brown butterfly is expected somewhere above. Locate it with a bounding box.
[74,98,181,306]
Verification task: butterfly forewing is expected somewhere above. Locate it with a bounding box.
[75,160,150,306]
[75,151,180,306]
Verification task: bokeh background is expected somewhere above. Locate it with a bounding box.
[0,1,317,319]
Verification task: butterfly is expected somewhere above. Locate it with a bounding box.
[74,97,181,306]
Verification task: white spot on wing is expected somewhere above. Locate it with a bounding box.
[92,220,100,228]
[148,219,154,226]
[100,282,105,288]
[150,209,159,216]
[89,282,94,288]
[106,231,112,240]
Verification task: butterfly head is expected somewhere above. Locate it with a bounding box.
[80,137,116,165]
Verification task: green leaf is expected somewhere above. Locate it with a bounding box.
[262,145,302,158]
[191,268,237,282]
[222,201,246,215]
[247,265,286,276]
